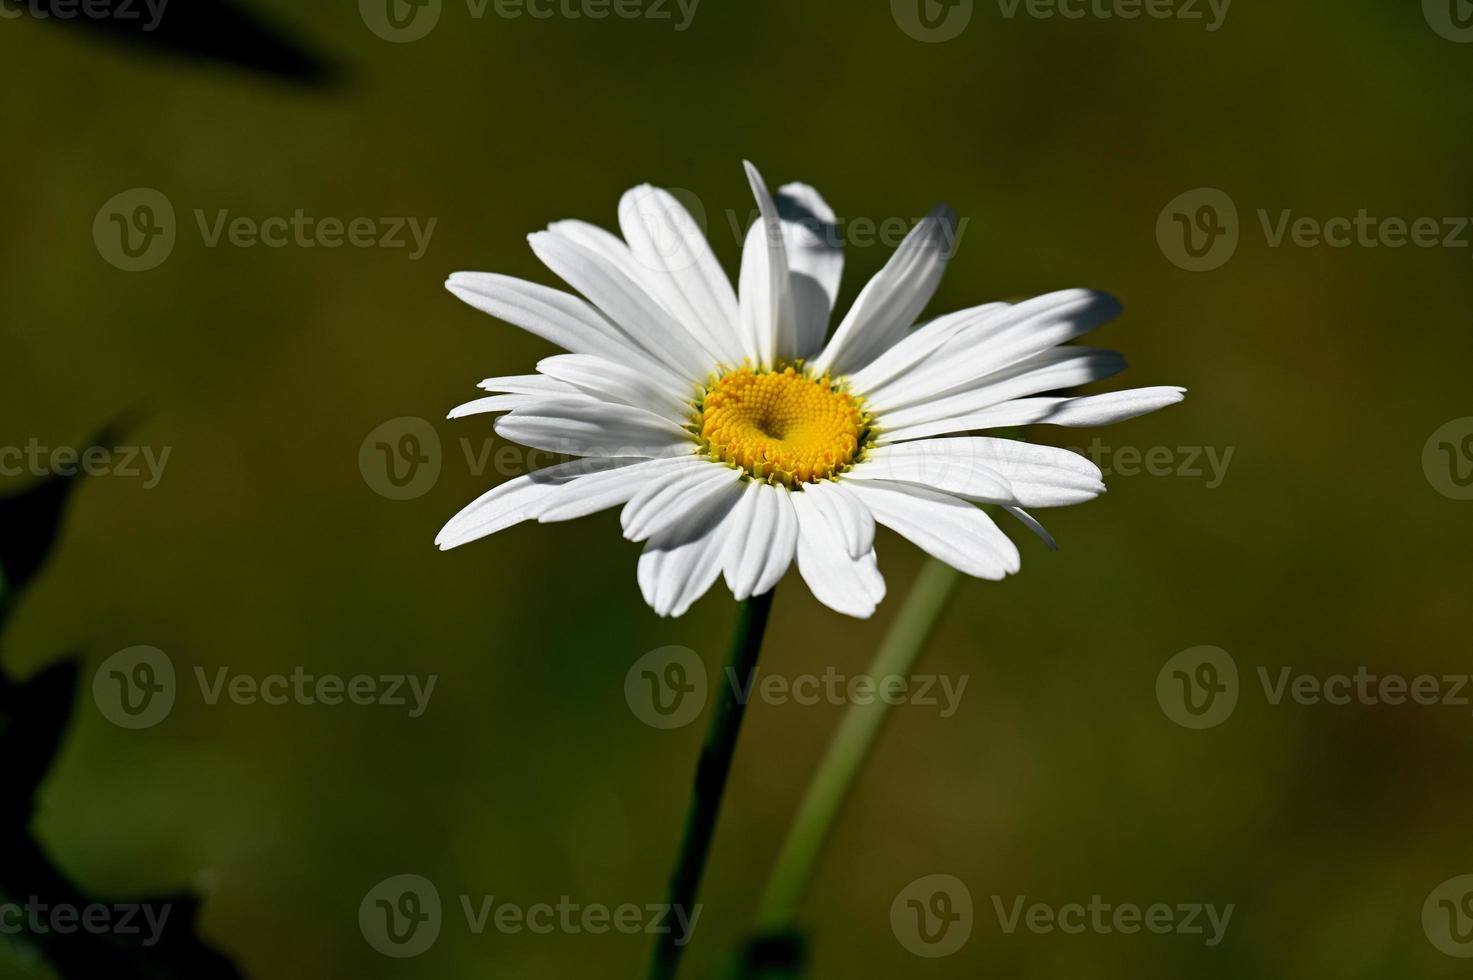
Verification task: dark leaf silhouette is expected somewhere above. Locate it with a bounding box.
[0,428,248,979]
[2,0,334,86]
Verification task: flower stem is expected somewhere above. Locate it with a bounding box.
[751,560,961,939]
[645,589,777,980]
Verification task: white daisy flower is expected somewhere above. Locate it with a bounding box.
[437,163,1184,618]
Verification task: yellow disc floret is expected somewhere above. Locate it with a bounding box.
[695,366,867,485]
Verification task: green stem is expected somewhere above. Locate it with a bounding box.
[752,560,961,938]
[645,589,777,980]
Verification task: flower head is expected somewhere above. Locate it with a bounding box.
[438,163,1184,618]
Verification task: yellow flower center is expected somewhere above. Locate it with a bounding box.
[695,366,867,485]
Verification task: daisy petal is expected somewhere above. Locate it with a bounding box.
[621,459,743,542]
[791,490,886,619]
[889,386,1188,437]
[529,230,712,380]
[495,399,694,458]
[847,441,1017,503]
[446,272,682,383]
[875,437,1102,507]
[739,161,798,368]
[776,182,844,359]
[802,479,875,559]
[1004,505,1058,551]
[476,374,579,395]
[864,289,1121,412]
[876,348,1128,439]
[537,456,698,524]
[436,457,642,550]
[618,185,744,367]
[847,302,1011,397]
[721,480,798,600]
[637,481,748,617]
[845,480,1021,580]
[536,353,696,422]
[810,203,958,378]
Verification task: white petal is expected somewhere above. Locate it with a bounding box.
[844,480,1020,580]
[887,386,1187,439]
[445,272,679,384]
[847,441,1016,503]
[436,457,640,550]
[495,399,694,458]
[871,437,1103,507]
[776,182,844,359]
[617,185,744,367]
[637,481,748,617]
[529,230,712,380]
[1004,505,1057,551]
[721,481,798,600]
[847,302,1011,397]
[791,490,886,619]
[476,374,579,395]
[448,393,549,419]
[538,455,697,524]
[864,289,1121,413]
[801,480,875,559]
[810,203,957,378]
[621,459,743,542]
[738,161,798,368]
[876,348,1128,439]
[536,353,696,422]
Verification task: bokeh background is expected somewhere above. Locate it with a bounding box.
[4,0,1473,976]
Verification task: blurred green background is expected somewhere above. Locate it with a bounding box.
[3,0,1472,976]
